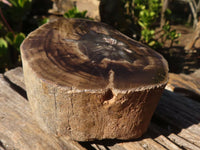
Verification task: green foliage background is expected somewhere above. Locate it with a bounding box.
[0,0,182,72]
[0,0,32,72]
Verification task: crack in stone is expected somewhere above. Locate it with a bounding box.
[107,69,115,89]
[103,70,117,106]
[68,93,74,136]
[53,88,58,135]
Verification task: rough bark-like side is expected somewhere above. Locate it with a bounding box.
[23,58,166,141]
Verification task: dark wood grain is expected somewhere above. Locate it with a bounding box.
[20,18,168,141]
[21,18,168,90]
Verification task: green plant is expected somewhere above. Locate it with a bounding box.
[0,0,31,72]
[5,32,25,51]
[0,37,9,70]
[64,7,92,19]
[0,30,25,71]
[162,22,181,47]
[133,0,162,48]
[38,17,49,26]
[1,0,32,32]
[122,0,181,50]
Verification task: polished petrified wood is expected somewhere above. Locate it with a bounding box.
[20,18,168,141]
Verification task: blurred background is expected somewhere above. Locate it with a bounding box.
[0,0,199,73]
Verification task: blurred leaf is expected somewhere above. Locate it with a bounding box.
[0,37,9,71]
[5,32,14,45]
[150,30,155,34]
[38,18,49,26]
[165,8,172,16]
[64,7,91,19]
[138,21,145,28]
[0,38,8,48]
[18,0,24,7]
[149,40,155,46]
[8,0,18,7]
[150,11,155,17]
[0,24,2,30]
[14,32,25,51]
[0,38,8,56]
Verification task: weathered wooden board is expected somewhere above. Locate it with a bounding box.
[168,133,200,150]
[166,71,200,101]
[154,135,182,150]
[0,74,85,150]
[1,67,200,150]
[4,67,25,90]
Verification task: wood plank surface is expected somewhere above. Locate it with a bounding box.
[168,133,200,150]
[4,67,25,90]
[154,135,182,150]
[166,71,200,101]
[1,67,200,150]
[0,74,85,150]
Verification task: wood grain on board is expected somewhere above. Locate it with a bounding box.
[1,68,200,149]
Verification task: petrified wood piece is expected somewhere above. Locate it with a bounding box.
[20,18,168,141]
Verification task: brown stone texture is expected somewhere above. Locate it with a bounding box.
[20,18,168,141]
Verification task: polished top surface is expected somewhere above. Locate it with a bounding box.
[21,18,168,91]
